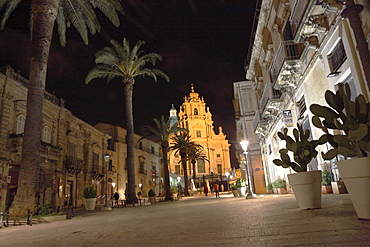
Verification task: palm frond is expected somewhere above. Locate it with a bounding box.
[56,3,67,46]
[76,0,100,35]
[64,0,89,45]
[85,65,121,84]
[0,0,21,30]
[91,0,123,27]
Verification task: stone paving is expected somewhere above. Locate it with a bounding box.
[0,193,369,247]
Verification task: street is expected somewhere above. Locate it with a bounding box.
[0,193,369,247]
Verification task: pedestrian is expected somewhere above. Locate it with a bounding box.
[204,185,208,196]
[213,183,220,198]
[113,192,119,206]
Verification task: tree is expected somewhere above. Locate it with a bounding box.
[85,38,169,204]
[187,146,208,183]
[0,0,124,217]
[141,115,187,201]
[169,131,201,196]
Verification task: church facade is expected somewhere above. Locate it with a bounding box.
[169,85,232,187]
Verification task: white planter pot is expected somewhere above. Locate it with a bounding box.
[149,197,156,204]
[337,157,370,220]
[288,170,322,210]
[237,187,246,197]
[83,198,97,210]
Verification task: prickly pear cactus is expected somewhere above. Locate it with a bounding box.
[310,83,370,159]
[273,124,327,172]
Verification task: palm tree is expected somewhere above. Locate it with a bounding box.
[141,115,187,201]
[85,38,169,204]
[187,146,208,183]
[169,131,201,196]
[0,0,124,217]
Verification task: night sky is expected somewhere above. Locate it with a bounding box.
[0,0,257,165]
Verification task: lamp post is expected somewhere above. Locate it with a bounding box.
[103,152,112,210]
[240,141,257,199]
[225,172,230,193]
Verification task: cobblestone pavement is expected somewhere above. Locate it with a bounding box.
[0,193,369,247]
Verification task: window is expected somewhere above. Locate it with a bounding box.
[151,146,155,154]
[196,130,201,137]
[216,154,221,158]
[296,96,306,118]
[139,156,145,174]
[217,164,222,174]
[42,126,51,143]
[194,108,198,115]
[92,153,99,172]
[328,39,346,73]
[335,76,356,101]
[197,159,205,173]
[16,114,25,134]
[139,142,143,150]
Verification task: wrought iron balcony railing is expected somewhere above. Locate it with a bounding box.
[270,41,305,85]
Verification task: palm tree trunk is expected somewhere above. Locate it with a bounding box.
[192,161,196,181]
[9,0,58,217]
[181,154,190,196]
[161,145,172,201]
[124,82,136,204]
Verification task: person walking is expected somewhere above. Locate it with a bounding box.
[204,185,209,196]
[213,183,220,198]
[113,192,120,207]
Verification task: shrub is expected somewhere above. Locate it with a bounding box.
[148,189,156,197]
[272,178,286,189]
[236,178,246,187]
[83,186,97,198]
[321,170,331,186]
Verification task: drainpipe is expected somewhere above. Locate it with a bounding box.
[341,0,370,92]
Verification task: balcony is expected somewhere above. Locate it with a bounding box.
[270,41,305,94]
[253,110,269,139]
[290,0,337,43]
[64,156,84,174]
[260,83,283,114]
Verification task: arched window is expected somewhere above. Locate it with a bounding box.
[42,126,51,143]
[16,115,25,134]
[194,108,198,115]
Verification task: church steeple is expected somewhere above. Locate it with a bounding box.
[169,104,178,126]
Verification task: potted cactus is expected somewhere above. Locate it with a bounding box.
[273,124,326,209]
[310,83,370,219]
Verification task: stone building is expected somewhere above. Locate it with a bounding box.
[0,65,162,212]
[94,123,162,199]
[235,0,369,190]
[169,85,232,188]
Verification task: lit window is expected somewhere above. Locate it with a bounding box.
[16,115,25,134]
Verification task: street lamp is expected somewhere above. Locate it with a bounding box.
[103,152,112,210]
[225,172,230,193]
[240,140,257,199]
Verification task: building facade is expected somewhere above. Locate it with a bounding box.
[94,123,162,199]
[169,85,232,187]
[0,65,162,212]
[236,0,369,190]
